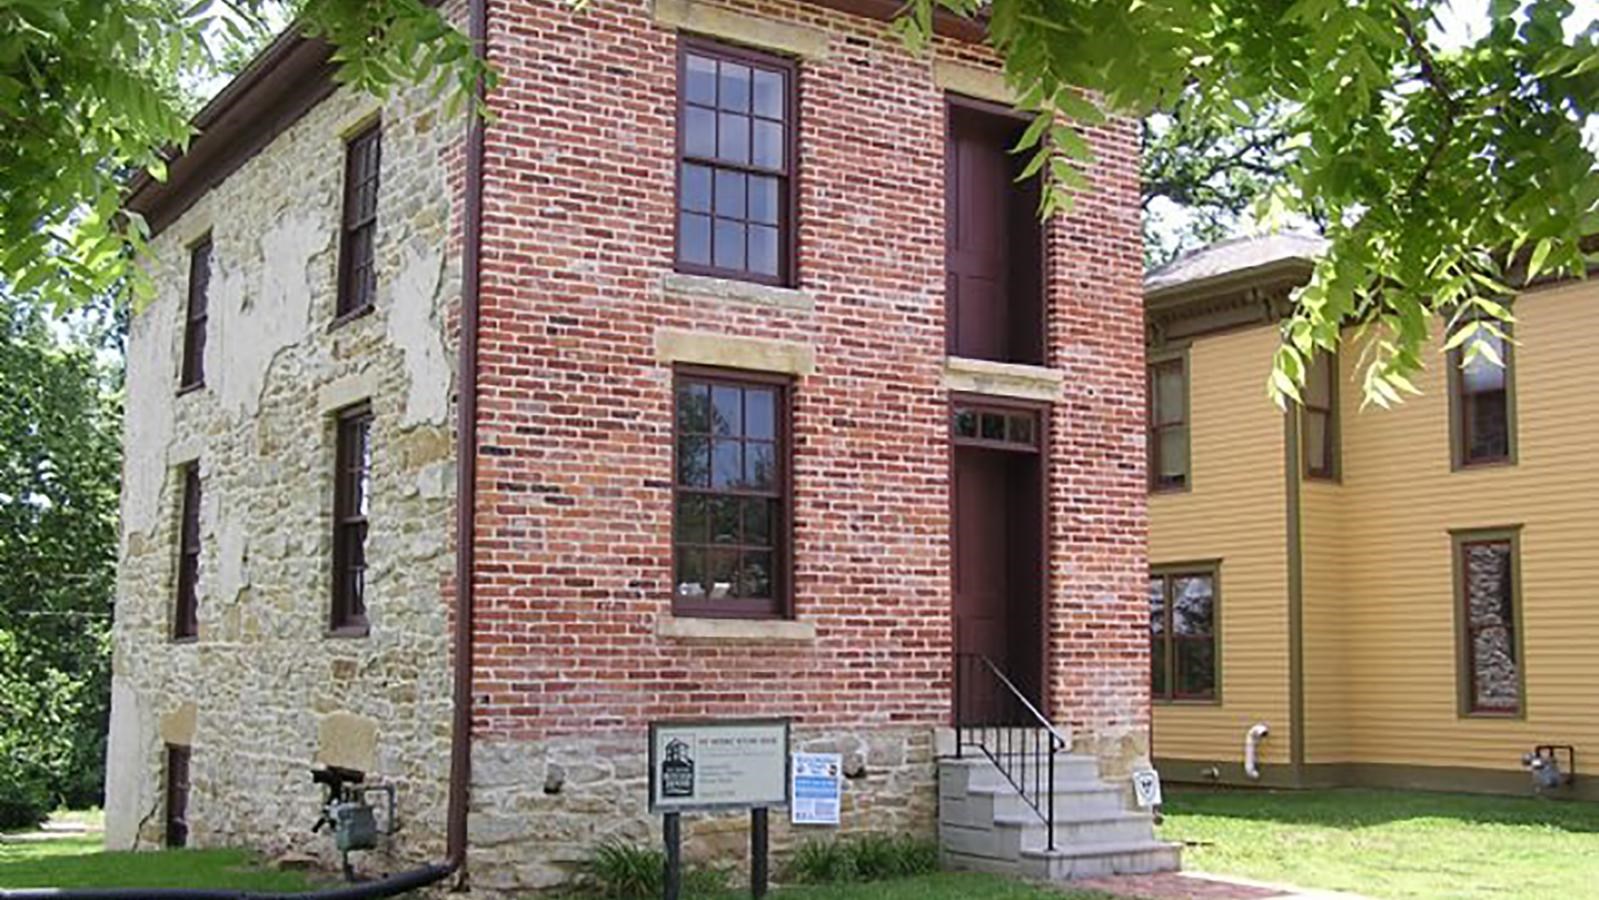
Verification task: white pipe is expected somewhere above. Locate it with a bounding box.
[1244,722,1271,780]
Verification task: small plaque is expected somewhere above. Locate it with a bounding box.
[1132,769,1164,808]
[648,719,790,813]
[790,753,842,826]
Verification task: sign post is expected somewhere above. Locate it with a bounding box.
[649,719,791,900]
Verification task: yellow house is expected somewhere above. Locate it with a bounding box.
[1145,234,1599,799]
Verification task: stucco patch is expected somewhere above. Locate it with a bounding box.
[316,711,380,774]
[217,513,250,605]
[654,327,815,375]
[103,678,153,850]
[652,0,830,59]
[385,246,451,427]
[122,301,177,537]
[218,215,325,417]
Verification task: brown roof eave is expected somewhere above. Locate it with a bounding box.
[1144,257,1317,311]
[124,30,337,237]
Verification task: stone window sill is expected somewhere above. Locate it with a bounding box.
[661,273,815,313]
[656,614,816,643]
[944,356,1063,402]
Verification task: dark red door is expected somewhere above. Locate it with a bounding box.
[954,449,1011,664]
[946,109,1013,362]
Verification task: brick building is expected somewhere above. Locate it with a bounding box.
[107,0,1167,890]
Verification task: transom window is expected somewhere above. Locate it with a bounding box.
[1150,567,1217,702]
[952,406,1039,450]
[1451,330,1513,468]
[1148,356,1189,491]
[676,39,795,286]
[1456,533,1521,715]
[673,370,789,618]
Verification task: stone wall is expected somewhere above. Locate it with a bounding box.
[104,66,465,871]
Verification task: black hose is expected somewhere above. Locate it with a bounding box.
[0,861,454,900]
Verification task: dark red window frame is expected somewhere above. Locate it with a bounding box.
[335,123,382,320]
[1459,537,1520,715]
[331,404,373,635]
[1150,568,1218,702]
[674,37,798,287]
[179,236,210,391]
[1148,357,1189,491]
[164,743,191,848]
[173,463,201,641]
[671,367,792,619]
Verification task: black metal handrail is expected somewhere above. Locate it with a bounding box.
[954,653,1068,851]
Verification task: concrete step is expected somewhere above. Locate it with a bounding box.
[940,780,1128,827]
[941,811,1155,860]
[1018,839,1183,880]
[938,754,1104,794]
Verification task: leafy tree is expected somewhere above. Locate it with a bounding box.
[0,292,122,828]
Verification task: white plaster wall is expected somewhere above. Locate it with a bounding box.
[107,73,464,867]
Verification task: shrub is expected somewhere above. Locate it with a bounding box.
[577,838,727,899]
[785,833,939,884]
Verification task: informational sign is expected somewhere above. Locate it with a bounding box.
[648,719,790,813]
[789,753,842,826]
[1132,769,1164,808]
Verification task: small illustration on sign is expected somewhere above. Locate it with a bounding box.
[661,737,696,798]
[1131,769,1164,808]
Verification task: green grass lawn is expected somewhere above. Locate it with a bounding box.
[1160,786,1599,899]
[0,834,319,891]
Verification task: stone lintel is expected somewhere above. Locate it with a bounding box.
[656,615,817,643]
[943,356,1063,402]
[159,701,198,746]
[661,273,815,312]
[933,61,1016,107]
[317,369,379,416]
[655,327,815,376]
[653,0,831,59]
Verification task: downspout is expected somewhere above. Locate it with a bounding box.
[0,6,488,900]
[446,0,488,881]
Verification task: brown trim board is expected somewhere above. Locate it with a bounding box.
[1284,405,1306,775]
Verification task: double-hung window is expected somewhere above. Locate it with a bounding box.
[1148,356,1189,491]
[672,370,790,618]
[1455,530,1523,716]
[336,123,382,319]
[1150,566,1218,701]
[331,405,373,634]
[179,237,210,391]
[173,463,201,641]
[1450,330,1514,468]
[1302,351,1338,479]
[676,39,796,285]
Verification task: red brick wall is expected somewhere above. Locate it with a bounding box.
[469,0,1146,744]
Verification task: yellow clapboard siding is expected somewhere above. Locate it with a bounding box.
[1151,325,1291,764]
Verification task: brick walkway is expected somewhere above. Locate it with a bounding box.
[1071,871,1369,899]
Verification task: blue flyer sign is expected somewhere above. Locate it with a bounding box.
[790,752,842,826]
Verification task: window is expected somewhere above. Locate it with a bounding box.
[1150,567,1217,701]
[179,237,210,390]
[1148,356,1189,491]
[952,406,1039,449]
[676,39,795,285]
[331,405,373,634]
[1450,330,1514,468]
[672,370,789,618]
[336,123,382,319]
[1455,530,1522,716]
[164,744,190,848]
[1302,351,1338,479]
[173,463,201,641]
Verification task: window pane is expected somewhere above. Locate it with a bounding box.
[717,112,749,164]
[676,383,710,432]
[1149,576,1165,635]
[753,68,784,118]
[1305,353,1332,408]
[1464,543,1514,629]
[685,54,717,105]
[714,170,746,218]
[706,549,738,598]
[742,497,772,547]
[677,435,709,487]
[1151,639,1167,698]
[980,412,1005,440]
[745,441,776,491]
[1466,390,1509,461]
[1172,575,1214,636]
[711,385,742,436]
[1304,410,1329,473]
[685,106,716,158]
[738,552,773,598]
[1008,415,1034,445]
[1155,364,1185,424]
[1461,335,1506,393]
[749,225,779,277]
[1472,626,1520,711]
[679,213,711,265]
[676,494,707,543]
[718,62,751,112]
[953,409,977,438]
[676,547,706,598]
[749,176,780,225]
[753,120,784,169]
[745,388,775,439]
[708,495,739,544]
[711,439,742,488]
[682,164,712,212]
[1175,640,1216,697]
[714,219,746,270]
[1157,427,1188,485]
